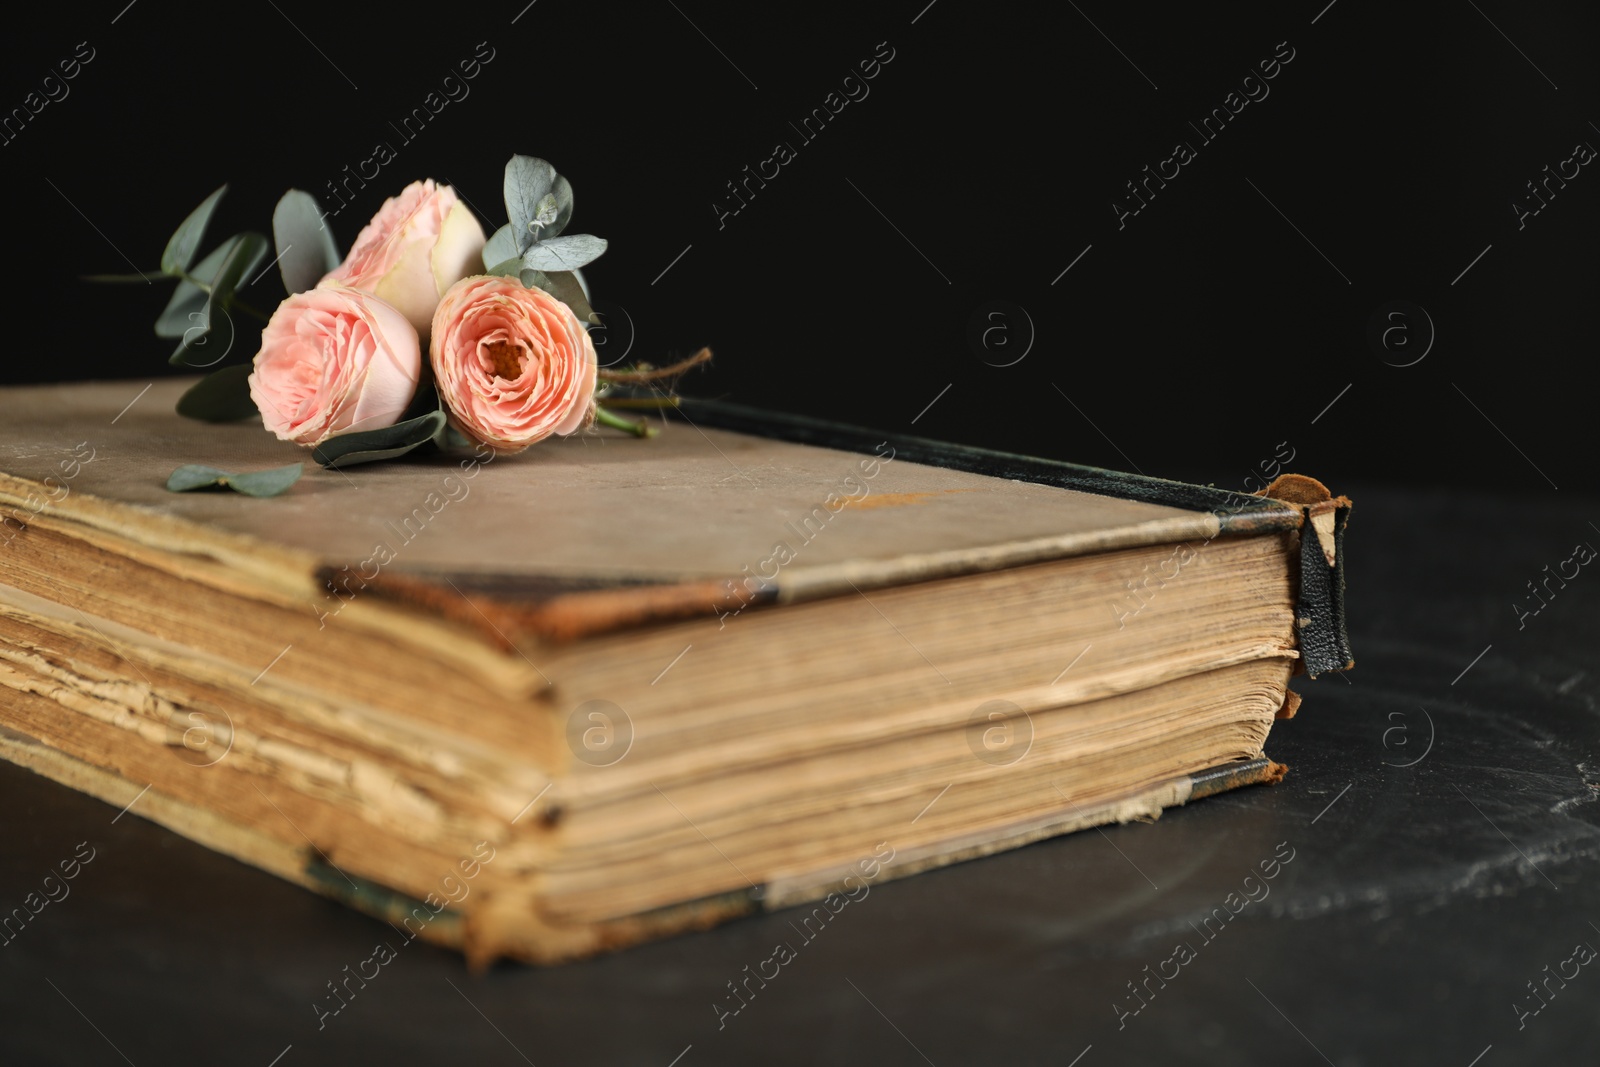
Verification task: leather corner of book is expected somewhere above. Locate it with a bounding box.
[1251,473,1354,680]
[1186,757,1289,802]
[1258,474,1352,558]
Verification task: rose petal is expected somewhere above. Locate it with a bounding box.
[430,276,597,452]
[249,287,422,446]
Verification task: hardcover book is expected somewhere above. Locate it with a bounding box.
[0,380,1351,965]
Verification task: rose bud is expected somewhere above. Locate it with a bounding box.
[430,276,598,454]
[248,285,422,446]
[321,179,485,335]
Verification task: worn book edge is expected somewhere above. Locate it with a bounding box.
[0,720,1284,966]
[660,398,1354,677]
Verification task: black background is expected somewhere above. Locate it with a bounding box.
[5,3,1600,1065]
[3,1,1595,491]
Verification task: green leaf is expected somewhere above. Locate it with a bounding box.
[272,189,342,295]
[545,175,573,239]
[437,423,474,450]
[167,302,236,368]
[176,364,258,422]
[156,286,207,340]
[156,285,207,339]
[166,464,233,492]
[522,269,597,324]
[156,236,270,338]
[486,256,523,278]
[169,232,270,368]
[81,271,161,284]
[166,462,302,497]
[504,155,557,255]
[520,234,607,273]
[155,254,220,339]
[161,185,228,275]
[211,231,270,305]
[533,193,558,227]
[311,410,448,469]
[228,465,305,497]
[517,269,594,321]
[483,224,519,271]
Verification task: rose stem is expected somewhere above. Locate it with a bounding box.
[593,406,659,438]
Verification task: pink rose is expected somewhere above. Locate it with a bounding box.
[430,276,598,453]
[322,179,486,335]
[248,286,421,446]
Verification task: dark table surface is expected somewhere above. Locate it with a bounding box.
[4,481,1599,1066]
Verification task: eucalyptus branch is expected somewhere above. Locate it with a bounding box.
[596,347,713,384]
[170,267,271,323]
[174,268,215,295]
[228,299,271,324]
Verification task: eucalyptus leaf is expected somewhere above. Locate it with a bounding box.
[166,464,232,492]
[320,443,434,468]
[523,269,597,324]
[487,256,524,278]
[504,155,557,254]
[166,462,302,497]
[211,231,270,304]
[168,233,269,368]
[228,465,305,497]
[520,234,607,272]
[482,223,519,271]
[272,190,342,295]
[155,242,229,338]
[176,364,258,422]
[157,286,206,339]
[161,185,228,275]
[545,175,573,238]
[156,286,208,339]
[533,194,558,227]
[311,410,448,469]
[156,236,270,338]
[436,423,475,450]
[167,300,235,368]
[167,249,256,368]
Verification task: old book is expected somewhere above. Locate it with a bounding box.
[0,380,1351,965]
